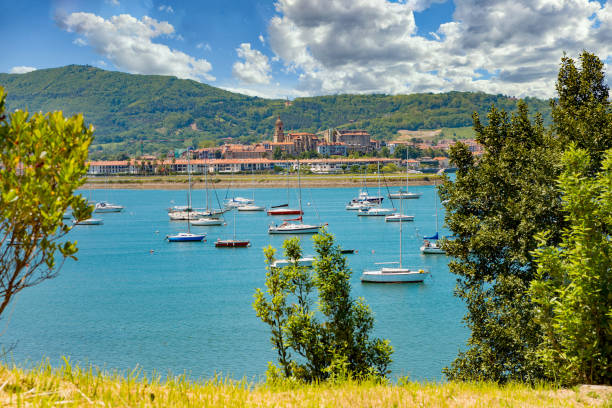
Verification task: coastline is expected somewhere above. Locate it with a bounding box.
[82,174,445,190]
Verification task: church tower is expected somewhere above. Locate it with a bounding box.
[274,116,284,143]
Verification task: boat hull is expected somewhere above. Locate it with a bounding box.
[267,209,303,216]
[388,193,421,199]
[238,205,265,212]
[385,215,415,222]
[74,218,104,225]
[190,218,223,226]
[361,269,429,283]
[167,234,206,242]
[268,224,323,234]
[215,240,250,247]
[94,207,123,213]
[272,257,314,268]
[420,245,445,254]
[357,209,395,216]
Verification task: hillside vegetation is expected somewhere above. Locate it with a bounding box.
[0,65,552,159]
[1,361,610,408]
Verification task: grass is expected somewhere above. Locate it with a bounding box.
[1,360,610,407]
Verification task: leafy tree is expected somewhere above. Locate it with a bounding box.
[273,147,282,160]
[441,101,562,383]
[0,87,93,318]
[254,231,393,382]
[552,52,612,173]
[393,144,407,159]
[530,146,612,385]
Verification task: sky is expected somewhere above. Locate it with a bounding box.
[1,0,610,99]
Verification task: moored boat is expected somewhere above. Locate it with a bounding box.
[190,217,224,226]
[238,204,266,211]
[215,239,250,247]
[271,257,315,268]
[166,232,206,242]
[74,218,104,225]
[385,213,414,222]
[94,201,124,213]
[361,267,430,283]
[357,207,395,216]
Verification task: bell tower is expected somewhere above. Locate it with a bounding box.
[274,116,284,143]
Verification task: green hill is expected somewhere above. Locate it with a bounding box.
[0,65,552,159]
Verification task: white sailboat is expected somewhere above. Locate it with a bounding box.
[269,160,326,234]
[420,180,445,254]
[167,151,206,242]
[389,160,421,199]
[361,198,430,283]
[357,162,395,217]
[238,170,266,211]
[191,160,225,226]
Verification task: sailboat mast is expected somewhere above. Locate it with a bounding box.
[406,153,409,195]
[435,179,439,233]
[297,160,302,215]
[205,158,209,211]
[187,150,191,233]
[233,208,236,240]
[377,161,381,200]
[287,164,290,205]
[399,191,403,268]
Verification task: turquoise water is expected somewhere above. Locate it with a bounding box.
[1,184,467,381]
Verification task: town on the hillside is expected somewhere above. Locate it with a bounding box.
[88,117,483,176]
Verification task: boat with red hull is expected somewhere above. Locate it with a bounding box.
[215,239,250,247]
[267,208,303,216]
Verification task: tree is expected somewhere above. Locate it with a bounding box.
[440,101,563,383]
[552,51,612,173]
[273,147,282,160]
[0,87,93,318]
[529,146,612,385]
[254,231,393,382]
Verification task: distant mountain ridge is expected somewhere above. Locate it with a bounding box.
[0,65,552,159]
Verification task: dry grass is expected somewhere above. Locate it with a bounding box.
[0,361,610,407]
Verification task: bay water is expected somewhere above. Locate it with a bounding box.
[1,184,467,381]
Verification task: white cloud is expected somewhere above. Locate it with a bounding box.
[268,0,612,98]
[9,66,37,74]
[73,37,87,46]
[258,34,265,45]
[106,0,120,6]
[159,5,174,13]
[57,12,214,82]
[196,42,211,51]
[232,43,272,84]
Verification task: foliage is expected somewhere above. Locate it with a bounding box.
[440,101,563,383]
[529,146,612,385]
[253,231,393,382]
[441,51,611,384]
[0,86,93,318]
[552,52,612,172]
[0,65,551,159]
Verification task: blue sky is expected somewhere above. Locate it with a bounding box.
[1,0,610,99]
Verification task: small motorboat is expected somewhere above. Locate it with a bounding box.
[388,191,421,199]
[268,219,325,234]
[166,232,206,242]
[215,239,251,247]
[420,239,445,254]
[340,249,356,254]
[94,201,124,213]
[225,197,254,208]
[73,218,104,226]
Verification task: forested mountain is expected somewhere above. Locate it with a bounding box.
[0,65,552,159]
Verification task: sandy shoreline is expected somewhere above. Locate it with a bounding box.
[82,174,444,190]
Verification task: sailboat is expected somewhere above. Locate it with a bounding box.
[238,170,266,211]
[389,158,421,199]
[420,180,445,254]
[347,170,383,209]
[386,159,415,222]
[191,160,225,226]
[215,209,250,247]
[269,160,326,234]
[361,197,430,283]
[267,167,303,216]
[357,162,395,216]
[167,151,206,242]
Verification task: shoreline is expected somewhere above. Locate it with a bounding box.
[82,174,445,190]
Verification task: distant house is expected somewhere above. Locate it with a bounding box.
[317,142,347,156]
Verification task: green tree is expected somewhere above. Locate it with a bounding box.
[254,231,393,382]
[393,145,407,159]
[0,87,93,318]
[530,146,612,385]
[441,101,562,383]
[273,147,282,160]
[552,52,612,172]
